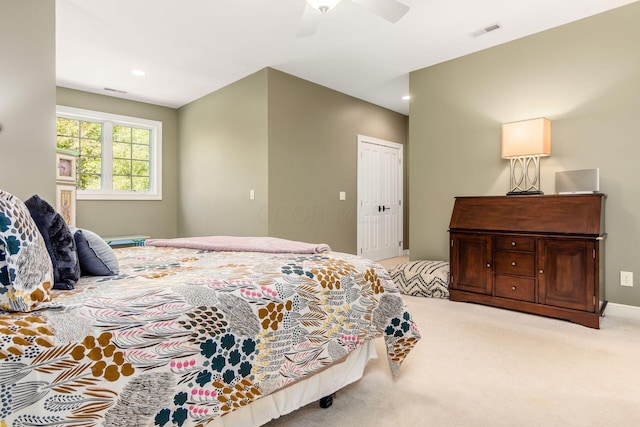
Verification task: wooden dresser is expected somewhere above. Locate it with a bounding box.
[448,194,606,328]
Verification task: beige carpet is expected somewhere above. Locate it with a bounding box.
[265,297,640,426]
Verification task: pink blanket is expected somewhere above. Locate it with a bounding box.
[145,235,332,254]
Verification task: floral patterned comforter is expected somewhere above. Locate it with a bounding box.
[0,246,420,426]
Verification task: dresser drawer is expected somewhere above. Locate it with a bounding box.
[495,251,535,276]
[495,236,535,252]
[495,275,535,302]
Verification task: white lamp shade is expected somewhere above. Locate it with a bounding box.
[502,118,551,158]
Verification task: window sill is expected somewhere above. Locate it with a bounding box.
[77,191,162,201]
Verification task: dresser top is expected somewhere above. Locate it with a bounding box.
[449,194,605,236]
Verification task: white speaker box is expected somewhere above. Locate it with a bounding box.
[555,169,600,194]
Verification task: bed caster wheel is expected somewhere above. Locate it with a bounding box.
[319,393,335,408]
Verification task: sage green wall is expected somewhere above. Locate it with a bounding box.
[178,69,269,237]
[409,2,640,306]
[56,88,179,238]
[267,69,409,254]
[177,68,408,253]
[0,0,55,201]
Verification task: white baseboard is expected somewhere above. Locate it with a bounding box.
[401,249,410,257]
[604,302,640,320]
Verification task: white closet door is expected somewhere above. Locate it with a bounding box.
[357,135,403,261]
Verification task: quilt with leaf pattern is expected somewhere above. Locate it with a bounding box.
[0,246,420,426]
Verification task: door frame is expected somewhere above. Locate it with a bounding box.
[356,134,404,260]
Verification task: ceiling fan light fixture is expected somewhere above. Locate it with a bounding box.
[306,0,343,13]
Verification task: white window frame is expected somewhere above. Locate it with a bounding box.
[57,105,163,201]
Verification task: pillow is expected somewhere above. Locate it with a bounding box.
[0,189,54,312]
[70,227,119,276]
[390,260,450,298]
[24,195,80,290]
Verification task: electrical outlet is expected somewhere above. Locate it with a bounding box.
[621,271,633,287]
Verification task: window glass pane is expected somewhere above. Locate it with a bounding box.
[132,128,150,145]
[81,157,101,175]
[80,121,101,140]
[57,117,81,152]
[132,160,149,177]
[80,139,101,157]
[132,177,149,191]
[78,155,101,191]
[57,136,79,151]
[57,118,79,137]
[113,159,131,176]
[81,174,101,190]
[113,142,131,159]
[113,175,131,191]
[132,144,149,161]
[113,125,131,143]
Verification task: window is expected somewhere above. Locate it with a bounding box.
[56,106,162,200]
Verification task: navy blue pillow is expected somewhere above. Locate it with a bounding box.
[71,227,119,276]
[25,195,79,290]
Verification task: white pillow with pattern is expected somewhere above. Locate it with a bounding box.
[0,189,54,312]
[390,260,450,298]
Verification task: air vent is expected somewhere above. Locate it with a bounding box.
[104,87,128,94]
[470,23,502,38]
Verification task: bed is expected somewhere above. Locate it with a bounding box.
[1,190,420,426]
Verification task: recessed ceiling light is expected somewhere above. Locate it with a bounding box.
[402,95,410,101]
[130,69,146,77]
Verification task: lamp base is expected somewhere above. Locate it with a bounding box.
[506,190,544,196]
[507,155,544,196]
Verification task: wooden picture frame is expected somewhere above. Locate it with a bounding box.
[56,152,77,182]
[56,184,77,226]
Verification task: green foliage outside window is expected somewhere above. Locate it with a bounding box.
[56,118,151,192]
[112,125,150,191]
[56,117,102,190]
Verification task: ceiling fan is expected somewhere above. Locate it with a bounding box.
[297,0,410,37]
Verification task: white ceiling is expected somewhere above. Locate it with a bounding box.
[56,0,638,115]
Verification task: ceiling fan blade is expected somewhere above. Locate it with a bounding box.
[297,4,321,38]
[351,0,410,23]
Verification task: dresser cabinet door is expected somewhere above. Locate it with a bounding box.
[450,233,493,295]
[538,239,595,312]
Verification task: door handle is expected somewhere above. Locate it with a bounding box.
[378,205,389,212]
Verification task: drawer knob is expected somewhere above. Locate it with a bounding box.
[539,269,544,274]
[511,241,516,246]
[512,286,517,291]
[511,261,517,266]
[486,263,491,268]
